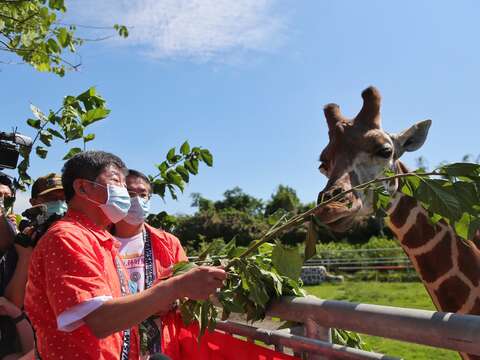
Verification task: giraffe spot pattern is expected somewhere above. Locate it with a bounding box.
[456,238,480,287]
[389,195,417,229]
[469,298,480,316]
[402,212,437,249]
[434,276,470,313]
[415,232,452,283]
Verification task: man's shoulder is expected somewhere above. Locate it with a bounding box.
[145,225,180,245]
[37,217,91,248]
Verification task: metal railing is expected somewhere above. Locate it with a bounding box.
[214,296,480,359]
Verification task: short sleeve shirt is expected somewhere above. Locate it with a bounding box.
[25,209,139,360]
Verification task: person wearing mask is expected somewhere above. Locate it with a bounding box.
[5,173,67,308]
[0,173,34,359]
[113,170,188,359]
[0,172,17,297]
[25,151,226,360]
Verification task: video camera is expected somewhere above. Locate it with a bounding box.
[16,205,62,247]
[0,131,33,170]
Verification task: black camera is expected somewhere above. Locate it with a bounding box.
[16,205,61,247]
[0,131,32,169]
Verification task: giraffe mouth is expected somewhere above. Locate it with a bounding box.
[315,181,364,233]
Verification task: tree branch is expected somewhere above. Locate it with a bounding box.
[226,171,439,267]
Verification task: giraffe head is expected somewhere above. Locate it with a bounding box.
[316,86,432,232]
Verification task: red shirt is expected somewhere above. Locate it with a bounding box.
[25,209,139,360]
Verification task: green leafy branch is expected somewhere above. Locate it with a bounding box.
[0,1,128,76]
[148,141,213,201]
[17,86,110,188]
[170,163,480,345]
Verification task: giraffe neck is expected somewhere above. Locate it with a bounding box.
[386,192,480,315]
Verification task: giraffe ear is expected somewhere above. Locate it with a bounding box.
[391,120,432,158]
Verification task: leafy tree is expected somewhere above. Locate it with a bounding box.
[190,192,214,212]
[215,187,264,216]
[265,185,300,216]
[17,86,111,188]
[0,0,128,76]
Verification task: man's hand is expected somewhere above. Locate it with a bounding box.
[175,266,226,300]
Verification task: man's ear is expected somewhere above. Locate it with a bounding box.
[391,119,432,159]
[72,179,87,197]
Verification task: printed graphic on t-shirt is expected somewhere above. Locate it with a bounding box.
[116,233,146,293]
[123,253,145,292]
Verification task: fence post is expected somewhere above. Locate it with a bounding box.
[304,318,331,360]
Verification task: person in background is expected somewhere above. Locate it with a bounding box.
[0,172,17,298]
[25,151,226,360]
[113,169,188,359]
[0,296,34,360]
[6,173,67,308]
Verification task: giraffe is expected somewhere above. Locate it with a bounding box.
[314,86,480,360]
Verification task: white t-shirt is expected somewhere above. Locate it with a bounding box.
[116,232,149,293]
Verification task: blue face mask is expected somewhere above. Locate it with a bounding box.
[45,200,67,217]
[123,196,150,225]
[85,182,131,223]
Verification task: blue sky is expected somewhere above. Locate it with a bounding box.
[1,0,479,214]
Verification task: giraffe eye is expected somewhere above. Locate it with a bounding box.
[376,145,393,158]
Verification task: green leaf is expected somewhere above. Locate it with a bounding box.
[415,178,463,222]
[35,146,48,159]
[400,175,421,197]
[184,159,198,175]
[27,118,41,129]
[39,132,53,146]
[305,219,318,261]
[166,148,176,163]
[57,27,69,47]
[175,165,190,183]
[47,128,65,140]
[272,243,303,280]
[47,38,61,53]
[81,108,110,126]
[200,149,213,167]
[153,181,166,198]
[180,141,190,156]
[62,147,82,160]
[166,170,184,190]
[114,24,129,38]
[440,162,480,178]
[199,301,210,339]
[83,133,95,143]
[172,261,196,276]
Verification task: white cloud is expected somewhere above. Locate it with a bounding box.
[69,0,286,62]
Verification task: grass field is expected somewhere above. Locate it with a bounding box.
[304,282,459,360]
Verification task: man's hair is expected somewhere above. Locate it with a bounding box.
[62,151,127,202]
[0,172,15,197]
[127,169,152,194]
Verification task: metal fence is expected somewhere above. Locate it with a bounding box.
[214,296,480,359]
[306,247,412,272]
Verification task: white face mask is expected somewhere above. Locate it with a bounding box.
[123,196,150,225]
[84,181,131,223]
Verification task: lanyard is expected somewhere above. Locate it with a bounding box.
[141,229,162,354]
[114,256,131,360]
